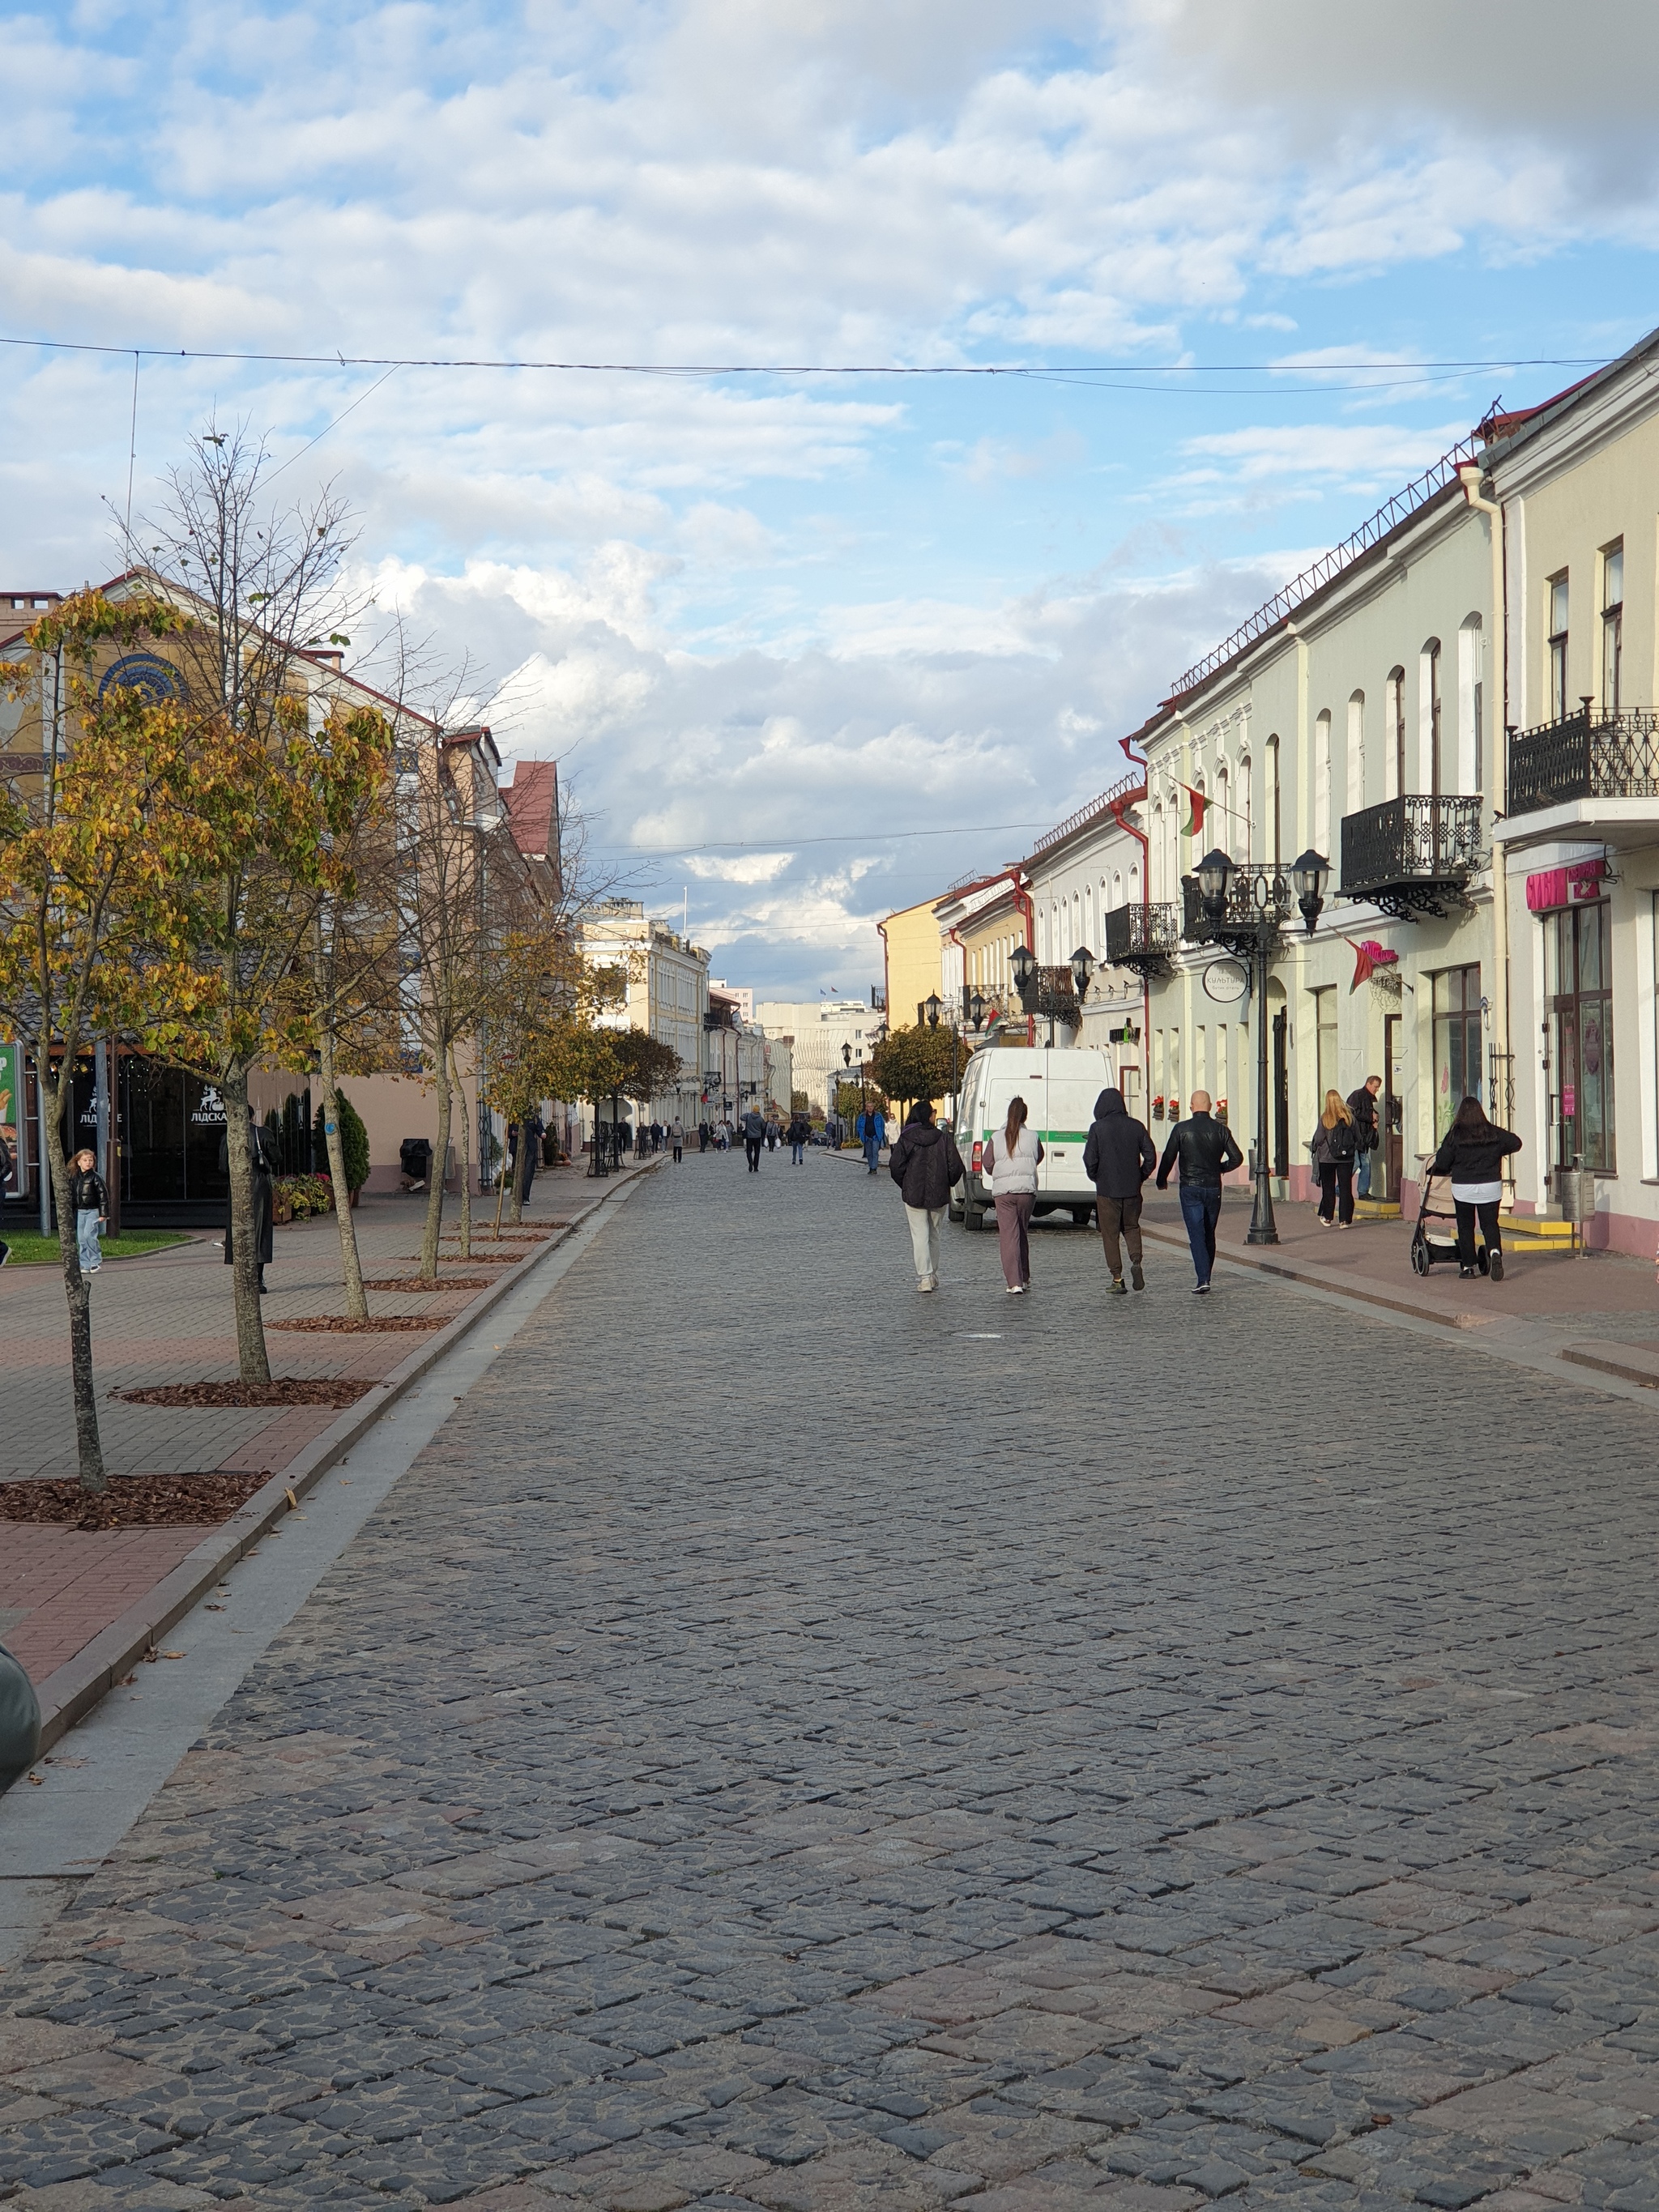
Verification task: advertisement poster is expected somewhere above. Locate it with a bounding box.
[0,1041,19,1193]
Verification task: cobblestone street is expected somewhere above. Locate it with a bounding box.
[6,1151,1659,2210]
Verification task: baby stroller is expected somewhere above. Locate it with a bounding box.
[1410,1169,1487,1276]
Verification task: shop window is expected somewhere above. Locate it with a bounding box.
[1546,901,1614,1172]
[1431,965,1482,1144]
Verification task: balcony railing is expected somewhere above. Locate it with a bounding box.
[1339,795,1482,918]
[1508,708,1659,816]
[1102,900,1182,976]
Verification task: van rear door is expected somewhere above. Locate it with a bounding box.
[1038,1053,1115,1204]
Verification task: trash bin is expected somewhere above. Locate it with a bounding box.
[399,1136,433,1188]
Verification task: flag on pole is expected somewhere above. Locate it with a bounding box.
[1179,783,1207,840]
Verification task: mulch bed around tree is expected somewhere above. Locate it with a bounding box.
[361,1278,493,1294]
[403,1253,518,1264]
[267,1315,444,1332]
[0,1470,274,1532]
[112,1379,373,1409]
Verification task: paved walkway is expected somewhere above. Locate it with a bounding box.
[0,1164,643,1689]
[4,1152,1659,2209]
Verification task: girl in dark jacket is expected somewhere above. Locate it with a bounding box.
[1431,1096,1522,1281]
[1310,1089,1359,1227]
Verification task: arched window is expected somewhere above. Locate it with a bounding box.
[1386,667,1406,799]
[1128,862,1140,905]
[1346,692,1365,813]
[1238,756,1252,863]
[1152,802,1165,900]
[1216,765,1230,859]
[1457,615,1484,795]
[1111,868,1123,908]
[1422,638,1444,795]
[1266,735,1282,863]
[1314,711,1333,855]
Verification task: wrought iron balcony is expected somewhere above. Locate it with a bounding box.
[1102,900,1182,978]
[1339,794,1482,919]
[1508,708,1659,817]
[1181,869,1292,951]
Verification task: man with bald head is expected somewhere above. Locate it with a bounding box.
[1155,1089,1244,1296]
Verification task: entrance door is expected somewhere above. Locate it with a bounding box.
[1382,1012,1403,1200]
[1272,1009,1289,1177]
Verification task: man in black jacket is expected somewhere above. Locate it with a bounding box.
[1155,1089,1244,1294]
[889,1101,965,1293]
[1348,1074,1382,1198]
[1082,1087,1157,1295]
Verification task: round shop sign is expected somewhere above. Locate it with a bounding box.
[1201,957,1249,1004]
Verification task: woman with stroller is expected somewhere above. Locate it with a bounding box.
[1310,1089,1359,1227]
[1430,1096,1522,1281]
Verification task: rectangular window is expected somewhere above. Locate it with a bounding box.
[1602,541,1623,714]
[1547,901,1614,1173]
[1431,965,1483,1144]
[1549,573,1570,721]
[1473,678,1483,798]
[1311,986,1337,1112]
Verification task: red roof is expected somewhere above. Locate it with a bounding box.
[503,757,559,862]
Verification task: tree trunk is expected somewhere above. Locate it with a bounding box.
[450,1048,472,1259]
[41,1058,106,1493]
[419,1057,451,1282]
[221,1069,272,1385]
[508,1115,526,1223]
[319,1031,369,1320]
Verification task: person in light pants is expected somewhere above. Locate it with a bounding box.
[71,1148,108,1274]
[886,1101,965,1293]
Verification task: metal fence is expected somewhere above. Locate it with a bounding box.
[1102,901,1181,965]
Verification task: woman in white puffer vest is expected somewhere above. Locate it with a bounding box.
[982,1095,1043,1294]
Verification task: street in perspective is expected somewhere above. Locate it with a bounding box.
[11,6,1659,2204]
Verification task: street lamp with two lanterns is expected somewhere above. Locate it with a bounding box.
[1190,843,1329,1247]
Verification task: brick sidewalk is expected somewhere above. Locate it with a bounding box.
[0,1160,648,1693]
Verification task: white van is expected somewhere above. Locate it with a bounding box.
[949,1045,1119,1231]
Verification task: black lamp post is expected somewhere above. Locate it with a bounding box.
[1193,844,1328,1247]
[1009,943,1037,1006]
[1069,944,1095,1004]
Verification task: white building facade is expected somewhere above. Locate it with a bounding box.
[753,998,885,1113]
[579,901,710,1133]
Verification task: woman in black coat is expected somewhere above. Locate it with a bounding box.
[220,1109,276,1293]
[1431,1096,1522,1281]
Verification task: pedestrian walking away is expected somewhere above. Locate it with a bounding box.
[856,1103,887,1174]
[1083,1086,1156,1294]
[983,1094,1043,1294]
[0,1120,12,1265]
[888,1099,964,1292]
[743,1106,766,1172]
[70,1147,108,1275]
[1431,1095,1522,1281]
[1311,1089,1359,1226]
[670,1117,684,1163]
[787,1110,809,1165]
[1156,1089,1243,1294]
[1349,1074,1382,1199]
[765,1115,780,1152]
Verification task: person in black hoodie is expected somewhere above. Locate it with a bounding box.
[1082,1087,1157,1294]
[1430,1095,1522,1281]
[888,1100,965,1293]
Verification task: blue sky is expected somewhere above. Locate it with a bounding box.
[6,0,1659,997]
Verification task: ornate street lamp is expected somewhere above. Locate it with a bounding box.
[1196,846,1234,924]
[1291,849,1330,936]
[1068,944,1095,1004]
[1009,943,1037,1002]
[967,987,986,1031]
[923,992,942,1028]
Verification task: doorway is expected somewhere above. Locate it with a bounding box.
[1272,1009,1289,1177]
[1382,1012,1403,1200]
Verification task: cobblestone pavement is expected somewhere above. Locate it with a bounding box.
[6,1150,1659,2210]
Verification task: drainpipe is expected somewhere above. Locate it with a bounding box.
[1460,462,1512,1175]
[1012,871,1036,1046]
[1107,786,1153,1110]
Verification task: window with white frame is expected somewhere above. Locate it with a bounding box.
[1548,573,1569,721]
[1314,711,1332,855]
[1346,693,1365,813]
[1602,541,1623,714]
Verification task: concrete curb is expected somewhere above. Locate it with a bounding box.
[33,1163,658,1754]
[1560,1341,1659,1390]
[1138,1220,1486,1332]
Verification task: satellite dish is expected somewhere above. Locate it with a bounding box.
[1202,957,1249,1004]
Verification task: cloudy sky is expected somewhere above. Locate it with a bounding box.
[7,0,1659,998]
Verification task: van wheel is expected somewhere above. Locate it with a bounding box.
[1072,1207,1094,1228]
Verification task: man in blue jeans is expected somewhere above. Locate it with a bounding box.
[1155,1089,1243,1295]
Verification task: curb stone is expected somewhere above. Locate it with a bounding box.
[31,1161,659,1754]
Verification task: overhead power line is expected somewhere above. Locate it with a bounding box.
[0,332,1618,378]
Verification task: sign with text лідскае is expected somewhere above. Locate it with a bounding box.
[0,1040,19,1193]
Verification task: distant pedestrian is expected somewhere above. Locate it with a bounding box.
[888,1100,964,1293]
[787,1111,809,1165]
[983,1094,1043,1295]
[518,1112,544,1202]
[743,1107,766,1171]
[856,1104,886,1174]
[0,1123,12,1265]
[1349,1075,1383,1198]
[220,1109,276,1295]
[70,1148,108,1276]
[765,1115,780,1152]
[1311,1089,1358,1227]
[1156,1089,1243,1295]
[1083,1086,1156,1294]
[1431,1096,1522,1282]
[698,1119,710,1153]
[670,1118,684,1163]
